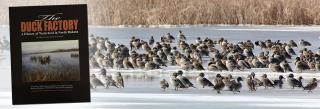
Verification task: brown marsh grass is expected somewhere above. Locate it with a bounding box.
[2,0,320,25]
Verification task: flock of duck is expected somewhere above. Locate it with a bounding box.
[88,30,320,93]
[90,69,318,93]
[163,70,318,93]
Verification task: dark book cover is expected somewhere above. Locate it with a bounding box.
[9,4,90,105]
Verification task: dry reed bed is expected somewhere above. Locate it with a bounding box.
[1,0,320,25]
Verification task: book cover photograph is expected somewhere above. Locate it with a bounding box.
[9,4,90,105]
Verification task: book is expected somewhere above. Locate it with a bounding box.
[9,4,90,105]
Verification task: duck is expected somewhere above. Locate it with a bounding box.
[223,74,234,91]
[136,57,145,69]
[216,60,228,71]
[273,75,285,89]
[303,78,318,93]
[213,74,225,94]
[123,57,134,69]
[192,60,205,70]
[99,69,118,88]
[295,57,310,73]
[261,74,274,89]
[115,72,124,88]
[288,40,298,47]
[145,61,160,70]
[226,57,240,72]
[149,36,155,45]
[229,77,243,94]
[280,60,293,72]
[269,62,284,72]
[90,74,104,89]
[153,55,167,67]
[160,79,169,91]
[251,57,265,68]
[299,39,312,47]
[246,75,256,91]
[287,74,303,89]
[176,70,196,88]
[237,57,251,70]
[105,75,118,88]
[285,45,296,55]
[170,73,186,90]
[196,73,214,88]
[250,72,263,87]
[177,30,186,41]
[207,61,219,71]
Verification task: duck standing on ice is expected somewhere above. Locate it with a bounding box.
[160,79,169,91]
[196,73,214,88]
[229,77,243,94]
[273,75,285,89]
[261,74,274,89]
[115,72,124,88]
[213,74,225,94]
[177,70,196,88]
[170,72,186,91]
[299,39,312,48]
[287,74,303,89]
[303,78,318,93]
[177,30,186,41]
[90,74,104,89]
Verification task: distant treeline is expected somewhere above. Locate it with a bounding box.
[3,0,320,25]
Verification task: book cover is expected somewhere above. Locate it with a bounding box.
[9,4,90,105]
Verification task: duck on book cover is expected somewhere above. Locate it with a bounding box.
[9,4,90,105]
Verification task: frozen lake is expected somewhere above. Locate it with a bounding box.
[1,25,320,109]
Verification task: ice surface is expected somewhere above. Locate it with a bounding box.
[1,25,320,109]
